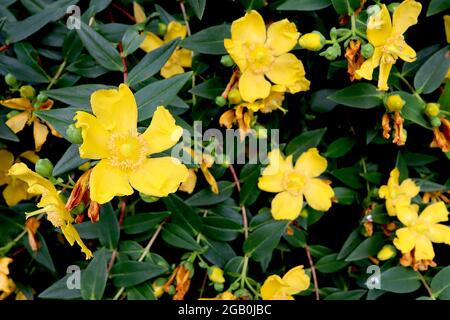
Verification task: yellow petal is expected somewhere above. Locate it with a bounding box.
[90,84,137,133]
[74,111,110,160]
[142,106,183,154]
[33,120,49,152]
[200,162,219,194]
[8,163,56,194]
[176,48,193,68]
[377,60,393,91]
[355,47,382,80]
[140,32,164,52]
[399,178,420,199]
[46,121,63,138]
[230,10,266,45]
[3,180,29,207]
[5,111,30,133]
[0,150,14,173]
[266,53,310,93]
[393,227,416,253]
[129,157,188,197]
[261,275,290,300]
[419,202,449,224]
[271,191,303,220]
[165,21,187,41]
[294,148,327,178]
[238,70,271,103]
[19,151,39,164]
[61,223,93,259]
[303,178,334,212]
[0,257,13,275]
[282,265,310,295]
[266,19,299,56]
[414,235,434,260]
[89,159,133,204]
[258,149,293,193]
[367,5,392,47]
[396,204,419,227]
[179,168,197,194]
[428,224,450,245]
[392,0,422,36]
[396,42,417,63]
[445,15,450,43]
[133,1,146,24]
[224,39,247,71]
[0,98,33,110]
[160,63,185,79]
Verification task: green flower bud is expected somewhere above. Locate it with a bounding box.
[154,277,167,287]
[208,266,225,284]
[167,285,176,295]
[20,85,35,99]
[36,93,48,103]
[213,283,224,292]
[228,89,241,104]
[4,73,17,86]
[198,261,208,268]
[158,22,167,36]
[71,203,86,216]
[329,27,337,40]
[234,288,250,299]
[183,261,194,273]
[425,103,440,117]
[361,43,375,59]
[299,208,308,219]
[6,110,20,119]
[220,55,234,67]
[431,117,442,128]
[386,94,405,112]
[387,2,400,13]
[367,5,381,16]
[320,46,339,61]
[140,193,160,203]
[377,244,396,261]
[35,158,54,178]
[298,32,325,51]
[215,96,227,107]
[66,124,83,144]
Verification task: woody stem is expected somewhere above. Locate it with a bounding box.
[47,59,66,90]
[229,164,249,239]
[179,0,196,106]
[305,243,320,300]
[417,271,436,300]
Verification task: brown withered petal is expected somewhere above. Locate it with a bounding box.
[345,39,365,81]
[66,169,92,211]
[25,218,41,251]
[88,201,101,223]
[382,113,391,139]
[173,265,191,300]
[392,112,405,146]
[430,118,450,152]
[219,109,236,129]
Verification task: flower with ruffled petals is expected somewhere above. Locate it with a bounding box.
[258,148,334,220]
[379,168,419,216]
[224,10,310,102]
[74,84,189,204]
[261,265,310,300]
[356,0,422,90]
[0,257,15,300]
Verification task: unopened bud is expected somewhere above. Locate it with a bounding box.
[220,55,234,67]
[35,158,53,178]
[386,95,405,112]
[367,5,381,16]
[320,46,340,61]
[431,117,442,128]
[387,2,400,13]
[36,93,48,103]
[214,283,224,292]
[208,266,225,284]
[66,124,83,144]
[425,103,440,117]
[6,110,20,119]
[215,96,227,107]
[298,32,325,51]
[158,23,167,36]
[377,244,396,261]
[4,73,17,86]
[140,192,160,203]
[361,43,374,59]
[20,85,35,99]
[228,89,241,104]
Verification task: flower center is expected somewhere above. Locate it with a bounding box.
[413,223,429,235]
[284,171,306,195]
[108,133,148,170]
[247,45,273,73]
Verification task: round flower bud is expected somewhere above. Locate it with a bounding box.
[167,285,176,295]
[425,103,440,117]
[36,93,48,103]
[19,85,35,99]
[361,43,375,59]
[35,158,54,178]
[329,27,338,40]
[152,278,166,298]
[299,208,308,219]
[298,32,325,51]
[377,245,396,261]
[4,73,17,86]
[214,283,224,292]
[431,117,442,128]
[208,266,225,284]
[386,94,405,112]
[228,89,241,104]
[320,46,340,61]
[220,55,234,67]
[66,124,83,144]
[140,193,160,203]
[367,5,381,16]
[158,22,167,36]
[71,203,86,216]
[215,96,227,107]
[387,2,400,13]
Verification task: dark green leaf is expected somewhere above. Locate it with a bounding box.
[38,273,82,299]
[34,107,79,140]
[53,144,88,176]
[331,0,360,14]
[380,267,421,293]
[161,223,202,251]
[328,83,383,109]
[202,216,242,241]
[163,194,203,234]
[127,282,157,300]
[189,78,226,100]
[44,84,112,108]
[316,253,348,273]
[123,211,170,235]
[326,137,355,158]
[186,181,234,206]
[23,232,55,273]
[187,0,206,20]
[0,115,19,142]
[0,55,49,83]
[286,128,327,160]
[81,249,108,300]
[337,229,363,259]
[121,25,145,57]
[426,0,450,16]
[243,220,288,261]
[332,167,362,189]
[345,233,384,261]
[414,46,450,94]
[324,289,366,300]
[334,187,356,205]
[97,204,120,249]
[431,266,450,300]
[202,238,236,267]
[110,261,166,287]
[278,0,332,11]
[182,24,230,55]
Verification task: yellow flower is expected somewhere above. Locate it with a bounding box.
[377,244,397,261]
[0,150,39,207]
[379,168,419,216]
[179,168,197,194]
[8,163,93,259]
[445,15,450,44]
[0,257,15,300]
[393,202,450,261]
[356,0,422,90]
[74,84,189,204]
[260,265,310,300]
[208,266,225,284]
[258,148,334,220]
[0,98,62,151]
[224,10,310,102]
[244,88,286,114]
[140,21,192,78]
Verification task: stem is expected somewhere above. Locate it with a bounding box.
[117,43,128,83]
[111,2,136,23]
[305,244,320,300]
[417,272,436,300]
[228,164,241,192]
[179,0,196,106]
[47,59,66,90]
[396,73,425,103]
[118,197,127,225]
[350,15,356,37]
[107,250,117,273]
[360,158,370,196]
[199,270,208,298]
[240,255,249,288]
[0,43,11,53]
[229,164,249,239]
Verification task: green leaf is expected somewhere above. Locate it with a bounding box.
[136,72,192,121]
[326,137,356,158]
[189,78,226,100]
[81,249,108,300]
[239,164,261,206]
[44,84,112,108]
[97,204,120,249]
[414,179,449,192]
[438,81,450,110]
[187,0,207,20]
[345,233,383,261]
[241,0,266,10]
[163,194,203,234]
[414,46,450,94]
[110,261,166,287]
[121,25,145,57]
[401,45,440,77]
[426,0,450,16]
[334,187,356,205]
[278,0,332,11]
[0,55,49,83]
[285,128,327,160]
[127,282,157,300]
[202,216,242,241]
[14,42,49,80]
[127,39,180,88]
[123,211,170,235]
[76,21,123,71]
[308,245,333,258]
[380,267,421,293]
[0,115,19,142]
[311,89,338,113]
[38,273,82,300]
[202,238,236,267]
[244,220,288,261]
[186,181,234,206]
[182,24,230,55]
[23,232,55,273]
[67,55,109,78]
[34,107,79,140]
[316,253,349,273]
[324,289,366,300]
[332,167,362,189]
[53,144,88,176]
[328,83,383,109]
[331,0,361,15]
[161,222,202,251]
[431,266,450,299]
[283,226,306,248]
